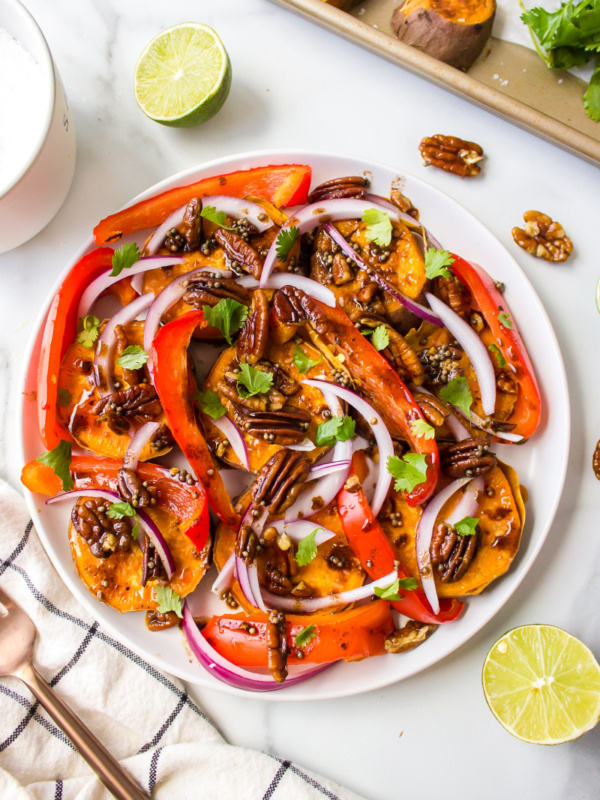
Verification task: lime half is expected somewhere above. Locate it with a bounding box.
[483,625,600,745]
[134,23,232,128]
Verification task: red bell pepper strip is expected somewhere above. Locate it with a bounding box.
[317,302,439,506]
[21,455,210,551]
[338,453,463,625]
[37,247,115,450]
[93,164,312,245]
[202,600,394,666]
[451,256,541,440]
[152,310,240,528]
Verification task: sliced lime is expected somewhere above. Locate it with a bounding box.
[134,23,232,128]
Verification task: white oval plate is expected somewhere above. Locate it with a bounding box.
[19,150,570,700]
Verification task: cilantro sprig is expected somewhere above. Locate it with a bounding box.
[292,344,322,374]
[362,324,390,351]
[424,248,455,280]
[410,418,435,440]
[36,440,73,492]
[488,344,506,368]
[387,453,428,494]
[498,311,513,330]
[203,298,248,345]
[362,208,393,247]
[314,415,355,447]
[110,242,141,278]
[439,376,473,418]
[275,226,300,262]
[295,624,317,649]
[236,364,273,398]
[117,345,148,370]
[76,315,100,348]
[374,577,419,601]
[107,501,139,540]
[295,529,320,567]
[195,388,227,419]
[200,205,234,229]
[154,585,183,618]
[454,516,480,537]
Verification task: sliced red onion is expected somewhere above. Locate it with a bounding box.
[235,556,260,609]
[492,430,525,443]
[308,460,350,478]
[94,293,154,397]
[446,412,472,442]
[211,416,249,471]
[123,421,161,471]
[288,439,316,452]
[237,273,336,307]
[271,520,337,545]
[182,603,331,692]
[247,562,267,613]
[78,256,185,318]
[425,292,497,416]
[130,272,144,296]
[145,205,187,256]
[302,379,393,517]
[260,198,400,286]
[47,488,174,579]
[456,406,524,443]
[260,569,398,613]
[365,193,443,249]
[416,477,471,614]
[444,476,484,527]
[211,553,235,596]
[324,223,443,328]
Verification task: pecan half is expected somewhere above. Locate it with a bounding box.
[385,620,437,654]
[215,228,263,278]
[594,440,600,480]
[308,175,369,204]
[183,273,250,308]
[440,438,496,479]
[145,610,180,631]
[237,289,269,364]
[140,534,167,587]
[390,187,419,220]
[386,327,425,385]
[512,210,573,262]
[252,449,310,515]
[419,134,484,177]
[117,467,152,508]
[413,392,450,428]
[264,562,293,595]
[71,497,134,558]
[435,275,471,318]
[431,522,479,582]
[182,197,203,251]
[239,406,311,445]
[92,385,162,429]
[267,610,289,683]
[272,285,329,335]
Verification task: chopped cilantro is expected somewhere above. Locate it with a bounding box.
[200,205,234,229]
[498,311,513,330]
[387,453,428,494]
[154,585,183,618]
[488,344,506,368]
[203,298,248,345]
[424,248,454,280]
[57,387,72,408]
[292,344,322,374]
[362,208,393,247]
[117,345,148,370]
[295,624,317,649]
[454,516,480,537]
[314,415,355,447]
[374,576,419,601]
[236,363,273,398]
[109,242,141,277]
[295,528,319,567]
[76,315,100,348]
[439,376,473,418]
[275,226,300,262]
[107,501,136,520]
[410,418,435,440]
[195,388,227,419]
[369,325,390,351]
[36,440,73,492]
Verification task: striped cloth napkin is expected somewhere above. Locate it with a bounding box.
[0,480,363,800]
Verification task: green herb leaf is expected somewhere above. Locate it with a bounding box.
[295,529,319,567]
[583,61,600,122]
[439,376,473,418]
[57,387,72,408]
[498,311,513,330]
[117,345,149,370]
[314,415,356,447]
[200,205,234,229]
[236,363,274,399]
[109,242,141,277]
[410,418,435,440]
[374,576,419,601]
[362,208,393,247]
[131,519,139,541]
[292,344,322,374]
[153,585,183,618]
[454,516,480,537]
[203,298,248,345]
[195,388,227,419]
[387,453,428,494]
[488,344,507,368]
[76,315,100,348]
[36,440,73,492]
[424,248,455,280]
[294,624,317,649]
[370,325,390,351]
[275,226,300,262]
[107,501,137,520]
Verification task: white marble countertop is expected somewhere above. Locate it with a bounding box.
[1,1,600,798]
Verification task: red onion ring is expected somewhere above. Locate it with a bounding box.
[210,415,249,471]
[308,460,350,479]
[94,293,154,397]
[288,439,316,452]
[211,553,235,596]
[182,603,332,692]
[247,561,267,613]
[271,520,336,546]
[324,223,443,328]
[444,476,484,527]
[123,421,161,471]
[446,413,472,442]
[144,205,187,256]
[365,193,443,249]
[235,556,260,610]
[237,274,336,307]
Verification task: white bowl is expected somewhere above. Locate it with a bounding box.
[0,0,75,253]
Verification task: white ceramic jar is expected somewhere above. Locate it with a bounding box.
[0,0,76,253]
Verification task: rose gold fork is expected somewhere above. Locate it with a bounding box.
[0,585,149,800]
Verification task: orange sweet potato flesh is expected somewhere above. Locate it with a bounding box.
[391,0,496,71]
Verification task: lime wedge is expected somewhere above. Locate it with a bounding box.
[482,625,600,745]
[134,23,232,128]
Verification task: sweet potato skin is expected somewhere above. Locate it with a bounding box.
[391,0,496,72]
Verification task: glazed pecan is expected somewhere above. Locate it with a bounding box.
[117,467,152,508]
[356,283,380,304]
[235,506,261,562]
[140,535,167,587]
[252,449,310,515]
[145,610,180,631]
[386,327,425,385]
[413,392,450,428]
[419,134,484,177]
[440,438,496,479]
[150,423,174,452]
[239,406,311,445]
[272,285,329,335]
[390,187,419,220]
[435,275,471,318]
[496,369,518,395]
[183,273,250,308]
[215,228,263,278]
[267,610,289,683]
[431,521,479,582]
[594,440,600,480]
[385,620,437,654]
[332,252,355,285]
[71,497,134,559]
[308,175,369,204]
[264,563,293,596]
[92,385,162,428]
[182,197,203,251]
[237,289,269,364]
[512,210,573,262]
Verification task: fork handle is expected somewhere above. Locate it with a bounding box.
[19,663,150,800]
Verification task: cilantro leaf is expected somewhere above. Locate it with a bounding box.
[583,61,600,122]
[488,344,507,368]
[57,387,72,408]
[200,205,234,229]
[117,345,148,370]
[154,585,183,618]
[36,440,74,492]
[314,415,356,447]
[295,624,317,649]
[76,315,100,348]
[439,376,473,418]
[107,501,136,520]
[370,325,390,351]
[498,311,513,330]
[203,298,248,345]
[292,344,322,374]
[195,388,227,419]
[237,363,273,399]
[454,516,480,537]
[110,242,141,277]
[410,418,435,440]
[131,519,139,541]
[362,208,393,247]
[295,529,319,566]
[424,248,455,280]
[374,576,419,601]
[387,453,428,494]
[275,226,300,262]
